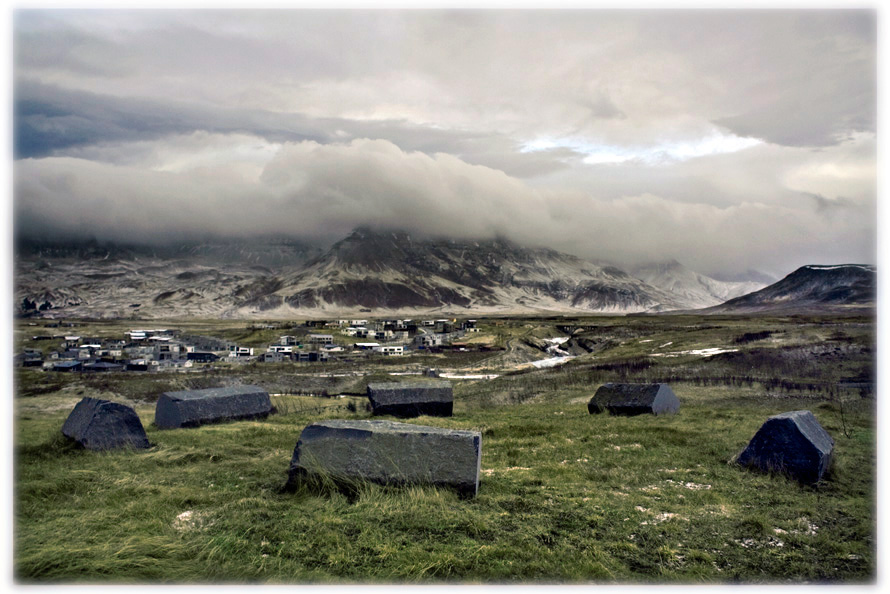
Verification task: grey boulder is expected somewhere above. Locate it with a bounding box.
[62,397,150,451]
[366,381,453,417]
[155,385,273,429]
[737,410,834,484]
[588,383,680,416]
[288,419,482,497]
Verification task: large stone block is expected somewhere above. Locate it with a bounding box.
[366,381,453,417]
[62,397,150,451]
[737,410,834,484]
[288,419,482,497]
[588,383,680,416]
[155,385,273,429]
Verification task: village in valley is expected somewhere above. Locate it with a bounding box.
[14,318,495,374]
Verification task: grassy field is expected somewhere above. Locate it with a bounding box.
[13,314,876,583]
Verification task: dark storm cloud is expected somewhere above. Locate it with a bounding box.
[14,78,576,178]
[13,79,326,159]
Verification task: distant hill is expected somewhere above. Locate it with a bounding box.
[702,264,876,314]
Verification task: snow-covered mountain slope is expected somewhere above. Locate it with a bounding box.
[702,264,876,313]
[630,260,766,309]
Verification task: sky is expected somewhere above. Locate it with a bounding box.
[11,8,878,278]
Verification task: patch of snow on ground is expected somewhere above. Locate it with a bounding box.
[543,337,571,356]
[531,356,575,369]
[651,347,738,358]
[438,373,500,380]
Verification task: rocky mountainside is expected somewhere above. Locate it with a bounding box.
[15,238,321,319]
[630,259,766,309]
[15,229,687,318]
[17,230,871,319]
[273,228,686,315]
[702,264,876,313]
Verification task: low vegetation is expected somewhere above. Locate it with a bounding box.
[14,314,876,583]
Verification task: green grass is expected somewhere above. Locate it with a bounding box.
[15,384,874,583]
[13,314,876,583]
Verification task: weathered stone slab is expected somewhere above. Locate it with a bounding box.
[155,385,273,429]
[288,419,482,497]
[366,381,453,417]
[62,397,150,451]
[588,383,680,416]
[737,410,834,484]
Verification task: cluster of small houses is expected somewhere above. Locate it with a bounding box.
[61,381,835,498]
[16,318,489,374]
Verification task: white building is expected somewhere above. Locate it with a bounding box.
[354,342,381,350]
[268,345,294,354]
[372,345,404,356]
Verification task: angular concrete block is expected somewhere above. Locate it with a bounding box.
[288,419,482,496]
[155,385,273,429]
[588,383,680,416]
[62,397,150,451]
[737,410,834,484]
[366,381,453,417]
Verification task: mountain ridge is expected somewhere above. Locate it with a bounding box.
[699,264,876,314]
[14,230,873,319]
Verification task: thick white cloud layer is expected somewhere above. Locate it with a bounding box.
[15,135,875,277]
[13,9,877,277]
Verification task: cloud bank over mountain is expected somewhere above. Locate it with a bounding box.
[13,10,876,278]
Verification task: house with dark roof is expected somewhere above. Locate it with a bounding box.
[52,360,83,373]
[187,351,220,363]
[83,361,125,373]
